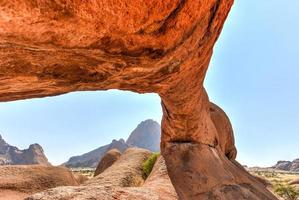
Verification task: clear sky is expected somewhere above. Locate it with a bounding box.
[0,0,298,166]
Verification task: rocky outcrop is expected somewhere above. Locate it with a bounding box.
[209,103,237,160]
[253,175,272,188]
[142,156,178,199]
[273,161,292,171]
[0,165,78,195]
[94,149,121,176]
[164,143,277,200]
[64,119,160,168]
[273,159,299,172]
[290,179,299,185]
[87,148,151,187]
[126,119,161,152]
[290,159,299,172]
[0,134,50,165]
[0,189,28,200]
[0,0,277,198]
[27,148,177,200]
[64,139,128,168]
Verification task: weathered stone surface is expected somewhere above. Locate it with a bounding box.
[0,165,78,194]
[163,143,277,200]
[94,148,121,177]
[209,102,237,160]
[0,0,277,199]
[87,148,151,187]
[0,0,231,102]
[27,149,177,200]
[0,189,28,200]
[253,175,272,188]
[143,156,178,199]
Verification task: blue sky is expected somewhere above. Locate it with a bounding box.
[0,0,299,166]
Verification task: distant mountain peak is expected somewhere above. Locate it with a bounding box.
[64,119,161,168]
[138,119,159,127]
[64,138,129,168]
[273,158,299,172]
[126,119,161,152]
[29,143,43,149]
[0,135,50,166]
[111,139,125,144]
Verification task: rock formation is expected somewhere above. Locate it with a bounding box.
[64,119,160,168]
[87,148,151,187]
[209,103,237,159]
[64,139,128,168]
[126,119,161,152]
[290,179,299,185]
[27,148,178,200]
[273,159,299,172]
[0,134,50,165]
[0,0,277,199]
[94,148,121,176]
[142,156,178,199]
[290,159,299,172]
[273,161,293,171]
[0,165,78,197]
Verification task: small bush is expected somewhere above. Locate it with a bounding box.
[274,184,299,200]
[142,153,160,179]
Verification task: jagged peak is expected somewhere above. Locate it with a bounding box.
[0,134,7,144]
[136,119,160,130]
[29,143,43,150]
[111,139,125,144]
[140,119,159,124]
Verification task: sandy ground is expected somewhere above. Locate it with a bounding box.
[0,189,28,200]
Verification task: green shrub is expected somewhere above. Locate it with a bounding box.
[142,153,160,179]
[274,184,299,200]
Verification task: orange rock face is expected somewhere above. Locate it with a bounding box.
[0,165,78,194]
[28,148,177,200]
[94,149,122,177]
[210,102,237,160]
[0,0,277,199]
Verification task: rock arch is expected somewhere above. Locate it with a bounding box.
[0,0,277,199]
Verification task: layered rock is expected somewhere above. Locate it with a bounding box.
[126,119,161,152]
[94,149,121,176]
[0,134,50,165]
[0,0,277,198]
[273,159,299,172]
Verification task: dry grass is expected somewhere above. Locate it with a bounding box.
[70,168,95,180]
[249,169,299,199]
